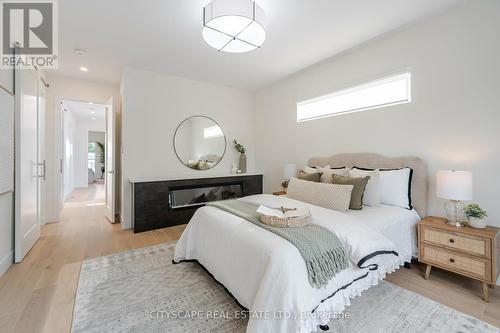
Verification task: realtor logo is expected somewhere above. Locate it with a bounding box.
[1,0,58,68]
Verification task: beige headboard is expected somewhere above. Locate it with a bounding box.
[308,153,428,218]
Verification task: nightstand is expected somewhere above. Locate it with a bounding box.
[272,191,286,196]
[418,216,499,302]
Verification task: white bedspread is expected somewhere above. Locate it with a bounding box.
[174,195,403,333]
[348,205,420,263]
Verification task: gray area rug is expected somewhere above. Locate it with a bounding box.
[72,242,499,333]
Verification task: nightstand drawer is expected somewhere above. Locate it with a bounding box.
[421,244,491,281]
[421,226,490,258]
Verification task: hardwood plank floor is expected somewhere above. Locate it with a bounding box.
[0,184,185,333]
[0,184,498,332]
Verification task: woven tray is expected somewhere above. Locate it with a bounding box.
[259,214,311,228]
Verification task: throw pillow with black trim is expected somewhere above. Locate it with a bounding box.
[297,170,321,182]
[332,174,370,210]
[352,166,413,210]
[315,166,350,183]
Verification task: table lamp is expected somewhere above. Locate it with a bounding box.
[436,170,473,227]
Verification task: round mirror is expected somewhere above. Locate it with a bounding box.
[173,116,226,170]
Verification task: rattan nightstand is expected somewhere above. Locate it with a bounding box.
[418,216,499,302]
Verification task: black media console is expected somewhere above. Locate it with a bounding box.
[131,174,263,233]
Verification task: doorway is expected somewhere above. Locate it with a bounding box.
[61,100,108,206]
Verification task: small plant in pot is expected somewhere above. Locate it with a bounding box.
[281,180,289,192]
[464,203,488,229]
[233,139,247,173]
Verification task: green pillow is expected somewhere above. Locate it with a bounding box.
[332,174,370,210]
[297,170,321,182]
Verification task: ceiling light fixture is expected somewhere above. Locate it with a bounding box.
[202,0,266,53]
[80,66,88,72]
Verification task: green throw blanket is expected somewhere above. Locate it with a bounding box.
[206,200,348,288]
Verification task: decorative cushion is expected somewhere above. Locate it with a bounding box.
[315,165,350,183]
[302,166,319,175]
[332,174,370,210]
[297,170,321,182]
[353,167,413,210]
[287,177,353,212]
[349,168,381,206]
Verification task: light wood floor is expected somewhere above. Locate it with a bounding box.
[0,185,498,332]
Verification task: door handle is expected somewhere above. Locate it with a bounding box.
[108,170,115,174]
[33,161,46,180]
[40,160,46,180]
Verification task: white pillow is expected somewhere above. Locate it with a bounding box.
[315,165,350,183]
[287,177,353,212]
[353,167,413,209]
[349,168,381,206]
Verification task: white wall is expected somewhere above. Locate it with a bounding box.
[45,75,120,222]
[121,67,255,229]
[0,69,14,276]
[255,0,500,227]
[62,109,75,200]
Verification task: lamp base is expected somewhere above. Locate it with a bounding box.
[446,220,465,227]
[444,200,466,226]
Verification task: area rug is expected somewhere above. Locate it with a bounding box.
[72,242,499,333]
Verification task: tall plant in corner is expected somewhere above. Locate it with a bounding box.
[96,142,105,178]
[233,139,247,173]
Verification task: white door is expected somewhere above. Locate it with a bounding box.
[14,69,41,262]
[104,97,115,223]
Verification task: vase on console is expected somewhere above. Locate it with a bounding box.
[239,153,247,173]
[233,139,247,174]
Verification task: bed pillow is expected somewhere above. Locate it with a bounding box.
[302,166,319,175]
[352,167,413,210]
[349,168,381,206]
[315,165,350,183]
[287,177,353,212]
[297,170,321,182]
[331,174,370,210]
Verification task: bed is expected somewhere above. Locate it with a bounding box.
[174,153,427,333]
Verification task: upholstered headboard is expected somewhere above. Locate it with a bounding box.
[308,153,428,218]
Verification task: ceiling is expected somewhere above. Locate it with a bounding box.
[62,100,106,123]
[52,0,463,90]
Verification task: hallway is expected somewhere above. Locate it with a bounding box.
[0,186,185,333]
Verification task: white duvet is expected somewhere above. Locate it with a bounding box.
[174,195,403,333]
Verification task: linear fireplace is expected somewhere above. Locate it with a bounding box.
[169,183,242,209]
[131,174,263,232]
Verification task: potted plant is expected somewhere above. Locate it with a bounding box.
[233,139,247,173]
[281,180,289,192]
[464,203,488,229]
[96,141,105,179]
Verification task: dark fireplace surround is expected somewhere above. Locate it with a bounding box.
[132,174,263,233]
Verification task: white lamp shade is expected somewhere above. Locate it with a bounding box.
[203,0,266,53]
[436,170,473,201]
[283,164,297,179]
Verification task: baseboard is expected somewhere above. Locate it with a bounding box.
[0,250,13,277]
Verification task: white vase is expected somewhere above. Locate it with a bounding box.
[239,153,247,173]
[468,217,487,229]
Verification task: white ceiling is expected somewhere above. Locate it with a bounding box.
[52,0,463,90]
[62,100,106,123]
